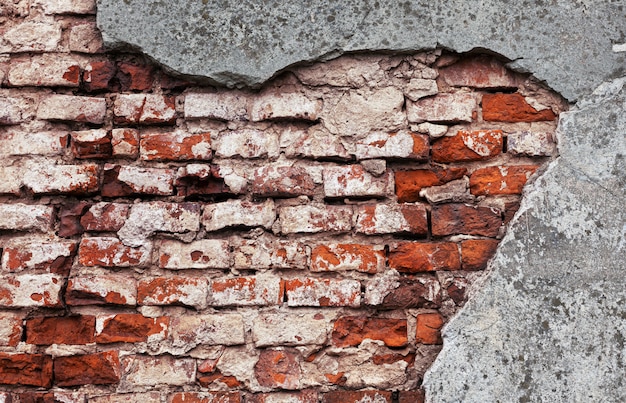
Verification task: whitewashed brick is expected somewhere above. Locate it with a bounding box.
[407,93,476,123]
[252,312,331,347]
[36,0,96,14]
[8,54,82,87]
[507,131,556,156]
[250,91,322,121]
[104,164,176,196]
[0,96,35,124]
[0,131,68,155]
[354,130,429,160]
[0,203,53,231]
[3,21,62,52]
[279,205,353,234]
[184,91,249,121]
[0,273,63,307]
[38,95,106,124]
[284,278,361,307]
[113,94,176,124]
[214,128,279,159]
[121,355,196,387]
[111,128,140,158]
[169,314,245,348]
[202,199,275,232]
[69,23,104,53]
[355,204,428,235]
[67,275,137,306]
[208,274,283,306]
[404,78,439,101]
[233,237,308,270]
[158,239,230,269]
[281,126,350,160]
[1,240,77,272]
[23,163,99,194]
[323,165,393,198]
[89,393,161,403]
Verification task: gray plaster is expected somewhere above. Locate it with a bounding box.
[425,78,626,402]
[97,0,625,101]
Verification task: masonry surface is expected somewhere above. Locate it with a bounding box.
[0,1,574,401]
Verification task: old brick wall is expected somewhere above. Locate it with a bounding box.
[0,1,567,402]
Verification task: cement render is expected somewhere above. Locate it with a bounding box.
[97,1,626,401]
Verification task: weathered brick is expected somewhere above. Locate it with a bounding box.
[0,353,52,387]
[37,95,105,124]
[407,93,476,123]
[254,349,301,389]
[398,390,425,403]
[0,96,33,125]
[58,202,91,237]
[69,23,104,54]
[202,199,275,232]
[170,392,241,403]
[0,314,23,347]
[22,163,99,194]
[332,316,408,347]
[176,164,236,196]
[0,167,21,195]
[483,93,556,122]
[233,238,308,270]
[0,204,53,232]
[71,129,112,159]
[36,0,96,14]
[90,393,161,403]
[419,177,473,204]
[113,94,176,124]
[0,131,68,156]
[461,239,500,270]
[54,351,120,387]
[322,391,392,403]
[354,130,429,160]
[252,166,316,197]
[311,244,385,273]
[158,239,230,269]
[137,277,208,309]
[388,242,461,272]
[168,314,245,348]
[184,91,249,121]
[507,131,556,156]
[365,275,441,309]
[66,275,137,306]
[439,55,520,89]
[395,167,468,203]
[323,165,392,198]
[279,205,353,234]
[355,204,428,235]
[80,202,130,232]
[122,355,196,387]
[413,122,448,138]
[252,312,329,347]
[208,275,283,306]
[250,91,321,121]
[96,314,169,344]
[284,278,361,307]
[2,21,62,53]
[83,60,115,91]
[8,54,82,87]
[214,129,280,159]
[469,165,538,195]
[140,131,212,161]
[248,391,319,403]
[102,164,176,197]
[1,240,77,274]
[415,312,444,344]
[431,203,502,237]
[79,237,150,268]
[111,128,140,158]
[25,316,95,345]
[0,274,63,307]
[432,129,503,163]
[116,62,155,91]
[281,126,350,160]
[405,78,439,101]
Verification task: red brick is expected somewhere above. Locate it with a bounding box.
[66,275,137,306]
[284,278,361,307]
[247,391,317,403]
[116,62,154,91]
[113,94,176,124]
[83,60,115,91]
[96,314,169,344]
[0,204,53,232]
[37,95,106,124]
[8,54,82,87]
[354,130,429,160]
[54,351,120,387]
[140,131,212,161]
[71,129,112,159]
[439,55,520,89]
[254,349,301,389]
[0,353,52,387]
[432,130,503,163]
[388,242,461,272]
[311,244,385,273]
[332,316,408,347]
[461,239,500,270]
[415,312,444,344]
[395,167,468,203]
[170,392,241,403]
[279,205,353,234]
[137,277,208,309]
[0,314,23,347]
[208,275,283,307]
[0,274,63,308]
[469,165,539,195]
[399,390,425,403]
[78,237,151,268]
[1,241,77,274]
[322,391,392,403]
[25,316,95,345]
[355,204,428,235]
[58,201,90,237]
[102,164,175,197]
[111,128,139,158]
[252,166,316,197]
[197,370,243,388]
[483,93,557,122]
[323,165,392,198]
[407,93,476,123]
[80,202,130,232]
[367,277,441,310]
[431,203,502,237]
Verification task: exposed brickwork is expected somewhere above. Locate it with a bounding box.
[0,8,564,399]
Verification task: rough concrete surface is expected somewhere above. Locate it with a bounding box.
[97,0,625,101]
[96,1,626,401]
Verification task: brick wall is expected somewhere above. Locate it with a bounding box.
[0,1,567,402]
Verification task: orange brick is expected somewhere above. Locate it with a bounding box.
[331,316,408,347]
[388,242,461,272]
[483,93,556,122]
[469,165,538,195]
[432,130,503,163]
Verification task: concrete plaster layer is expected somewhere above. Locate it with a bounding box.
[425,78,626,402]
[97,0,625,101]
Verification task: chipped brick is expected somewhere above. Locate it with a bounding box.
[113,94,176,124]
[158,239,230,269]
[311,244,385,274]
[137,277,208,309]
[285,278,361,307]
[66,275,137,306]
[432,130,503,163]
[470,165,539,195]
[332,316,408,347]
[140,131,212,161]
[78,237,151,268]
[388,242,461,272]
[355,204,428,235]
[279,205,353,234]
